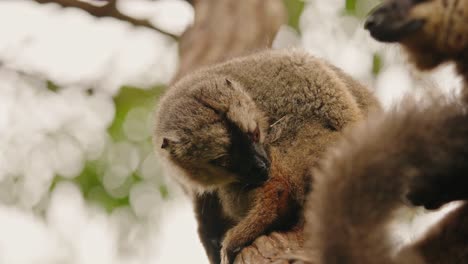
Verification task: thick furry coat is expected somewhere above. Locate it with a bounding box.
[154,49,380,263]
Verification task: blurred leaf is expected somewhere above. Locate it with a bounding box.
[51,158,143,212]
[372,53,382,76]
[343,0,381,18]
[73,161,102,191]
[345,0,357,14]
[283,0,305,32]
[159,184,169,200]
[51,85,168,213]
[46,80,60,92]
[109,85,165,141]
[87,185,130,213]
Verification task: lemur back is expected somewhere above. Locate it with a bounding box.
[154,49,380,263]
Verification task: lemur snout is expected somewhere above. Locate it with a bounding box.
[365,0,425,42]
[246,144,270,185]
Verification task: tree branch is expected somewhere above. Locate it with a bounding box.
[174,0,287,81]
[234,229,307,264]
[182,0,195,6]
[32,0,179,40]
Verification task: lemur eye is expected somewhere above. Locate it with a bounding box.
[210,156,230,168]
[250,126,260,143]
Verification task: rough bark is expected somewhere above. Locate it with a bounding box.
[174,1,306,263]
[234,229,307,264]
[174,0,287,81]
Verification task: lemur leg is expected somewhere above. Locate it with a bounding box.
[220,177,299,264]
[195,193,234,264]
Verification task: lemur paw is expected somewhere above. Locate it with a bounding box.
[406,174,451,210]
[221,232,244,264]
[220,246,241,264]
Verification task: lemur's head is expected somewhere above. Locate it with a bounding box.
[155,76,270,191]
[365,0,468,70]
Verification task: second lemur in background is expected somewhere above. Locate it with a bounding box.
[154,49,380,263]
[303,1,468,263]
[365,0,468,97]
[304,98,468,264]
[365,0,468,208]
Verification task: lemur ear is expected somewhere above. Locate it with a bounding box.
[225,79,233,86]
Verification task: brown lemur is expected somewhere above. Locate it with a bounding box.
[365,0,468,97]
[300,1,468,263]
[153,49,381,263]
[365,0,468,210]
[304,98,468,264]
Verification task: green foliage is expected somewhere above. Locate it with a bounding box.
[108,85,164,141]
[159,184,169,200]
[283,0,305,32]
[50,85,168,213]
[372,53,383,76]
[77,162,133,212]
[46,80,60,92]
[345,0,357,14]
[343,0,380,18]
[50,162,130,212]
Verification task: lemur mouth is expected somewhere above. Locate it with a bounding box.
[365,0,426,42]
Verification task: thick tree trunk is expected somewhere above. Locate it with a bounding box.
[174,0,286,81]
[174,1,306,263]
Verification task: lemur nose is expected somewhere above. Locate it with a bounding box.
[255,155,269,174]
[256,155,268,170]
[364,1,425,42]
[247,154,270,185]
[364,10,386,31]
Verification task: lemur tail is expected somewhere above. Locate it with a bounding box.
[304,97,468,264]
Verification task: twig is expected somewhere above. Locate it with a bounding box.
[184,0,195,5]
[32,0,179,40]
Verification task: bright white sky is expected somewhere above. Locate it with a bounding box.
[0,0,193,93]
[0,1,209,264]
